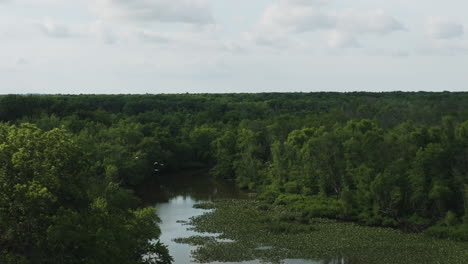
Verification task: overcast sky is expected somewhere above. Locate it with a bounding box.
[1,0,467,94]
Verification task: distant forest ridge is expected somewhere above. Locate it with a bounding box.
[1,92,468,124]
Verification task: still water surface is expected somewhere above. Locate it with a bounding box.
[138,171,324,264]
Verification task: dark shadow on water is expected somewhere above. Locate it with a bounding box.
[136,170,252,264]
[137,170,247,205]
[137,171,351,264]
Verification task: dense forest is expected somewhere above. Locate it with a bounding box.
[1,92,468,263]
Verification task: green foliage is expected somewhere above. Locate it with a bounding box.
[464,185,468,224]
[249,117,468,236]
[177,200,468,264]
[0,124,172,264]
[189,125,219,165]
[234,129,267,189]
[257,185,280,204]
[1,93,468,251]
[284,181,300,194]
[425,224,468,241]
[444,211,459,227]
[274,194,343,219]
[210,130,237,179]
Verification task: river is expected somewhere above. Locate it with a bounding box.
[138,170,323,264]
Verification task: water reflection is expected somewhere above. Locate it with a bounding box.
[138,170,245,204]
[156,196,209,264]
[140,171,343,264]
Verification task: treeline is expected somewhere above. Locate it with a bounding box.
[0,92,467,251]
[213,119,468,238]
[0,124,173,264]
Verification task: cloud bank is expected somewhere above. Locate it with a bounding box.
[426,18,464,39]
[248,0,405,49]
[92,0,214,25]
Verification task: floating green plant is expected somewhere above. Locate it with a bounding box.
[175,200,468,264]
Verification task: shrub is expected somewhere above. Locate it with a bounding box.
[284,181,300,194]
[444,211,459,227]
[426,224,468,241]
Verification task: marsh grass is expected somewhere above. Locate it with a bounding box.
[175,200,468,264]
[193,203,216,210]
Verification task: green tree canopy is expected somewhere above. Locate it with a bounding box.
[0,124,172,264]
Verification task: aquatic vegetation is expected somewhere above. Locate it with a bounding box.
[176,200,468,264]
[173,236,218,246]
[425,224,468,241]
[193,203,217,210]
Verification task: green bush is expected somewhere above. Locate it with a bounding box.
[273,194,342,218]
[257,203,271,211]
[266,222,315,234]
[284,181,300,194]
[258,188,280,204]
[444,211,459,227]
[426,224,468,241]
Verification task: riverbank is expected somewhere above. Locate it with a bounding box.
[176,200,468,264]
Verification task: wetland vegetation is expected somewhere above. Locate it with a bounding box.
[178,200,468,264]
[1,93,468,263]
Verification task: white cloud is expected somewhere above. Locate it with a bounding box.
[391,50,410,58]
[245,3,333,48]
[92,0,214,25]
[327,30,359,48]
[2,0,468,93]
[249,1,405,49]
[137,30,172,44]
[426,18,464,39]
[336,10,405,35]
[280,0,332,6]
[255,2,404,36]
[135,28,233,54]
[37,18,72,38]
[256,4,335,35]
[17,58,28,65]
[36,18,121,44]
[89,20,117,44]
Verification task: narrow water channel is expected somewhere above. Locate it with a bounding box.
[138,171,322,264]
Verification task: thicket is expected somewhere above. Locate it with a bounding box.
[0,123,172,263]
[1,92,467,245]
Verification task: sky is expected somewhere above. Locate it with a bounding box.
[0,0,467,94]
